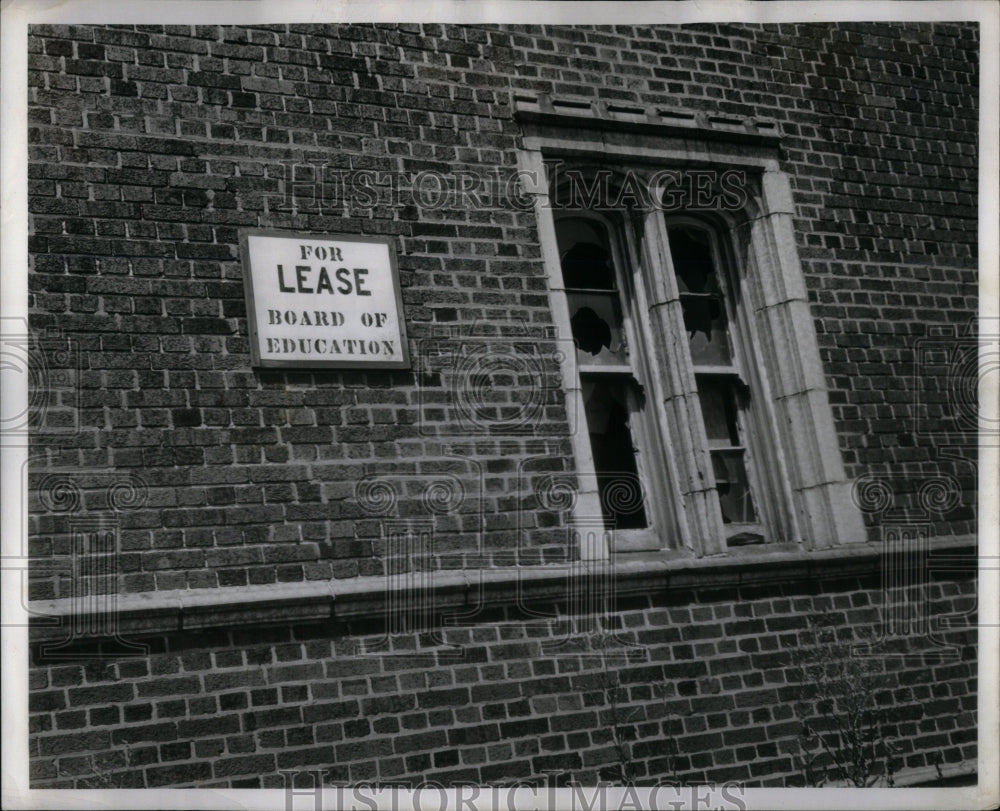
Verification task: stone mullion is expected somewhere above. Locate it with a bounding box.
[641,208,727,557]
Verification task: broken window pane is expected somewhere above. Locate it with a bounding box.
[711,450,757,524]
[583,377,648,530]
[557,218,631,366]
[567,291,628,366]
[669,225,732,366]
[680,295,731,365]
[697,377,740,447]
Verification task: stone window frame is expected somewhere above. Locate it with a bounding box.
[516,95,865,561]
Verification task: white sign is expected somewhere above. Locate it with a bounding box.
[240,230,410,369]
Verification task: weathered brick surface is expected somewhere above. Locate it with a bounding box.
[26,22,978,597]
[25,21,979,789]
[27,570,977,788]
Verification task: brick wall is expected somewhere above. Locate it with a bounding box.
[27,23,978,597]
[28,565,977,788]
[24,21,980,790]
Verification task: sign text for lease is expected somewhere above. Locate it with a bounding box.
[242,233,409,368]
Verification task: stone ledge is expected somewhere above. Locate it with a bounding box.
[27,535,976,641]
[513,92,783,148]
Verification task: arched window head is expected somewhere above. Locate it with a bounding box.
[557,219,616,290]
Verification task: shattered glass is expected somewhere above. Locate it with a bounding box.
[669,225,732,365]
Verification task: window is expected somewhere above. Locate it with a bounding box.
[518,101,866,558]
[553,204,787,553]
[554,216,649,534]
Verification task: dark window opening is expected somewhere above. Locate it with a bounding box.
[584,378,648,529]
[560,240,617,290]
